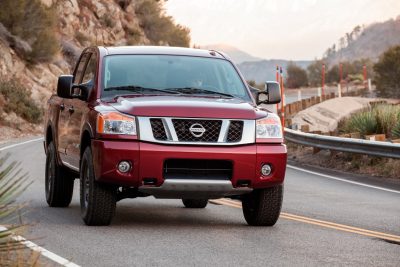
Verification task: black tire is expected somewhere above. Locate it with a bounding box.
[182,199,208,208]
[242,185,283,226]
[80,147,116,226]
[45,141,74,207]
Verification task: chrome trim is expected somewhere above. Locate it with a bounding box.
[138,117,255,146]
[138,179,252,199]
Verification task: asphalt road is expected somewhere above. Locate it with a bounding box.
[2,138,400,266]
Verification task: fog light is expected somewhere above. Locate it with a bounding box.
[261,164,272,176]
[118,161,131,173]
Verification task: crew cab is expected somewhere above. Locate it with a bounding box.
[44,46,287,226]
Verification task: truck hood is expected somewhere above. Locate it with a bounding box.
[106,95,267,119]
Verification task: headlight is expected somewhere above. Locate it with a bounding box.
[97,112,136,135]
[256,114,282,139]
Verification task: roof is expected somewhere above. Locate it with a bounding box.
[102,46,228,59]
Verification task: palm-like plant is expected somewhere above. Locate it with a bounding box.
[0,154,31,255]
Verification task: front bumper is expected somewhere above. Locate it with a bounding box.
[91,140,287,191]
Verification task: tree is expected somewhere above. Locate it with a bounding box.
[326,65,339,84]
[307,60,324,87]
[373,45,400,98]
[286,63,308,88]
[0,0,58,62]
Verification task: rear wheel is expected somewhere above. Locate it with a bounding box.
[80,147,117,226]
[242,185,283,226]
[45,141,74,207]
[182,199,208,208]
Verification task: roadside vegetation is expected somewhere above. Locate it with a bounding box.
[0,156,37,265]
[0,0,58,63]
[134,0,190,47]
[373,45,400,98]
[0,80,43,124]
[339,104,400,139]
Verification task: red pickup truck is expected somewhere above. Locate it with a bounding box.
[44,46,287,226]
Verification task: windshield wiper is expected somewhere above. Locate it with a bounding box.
[104,85,180,94]
[165,87,234,98]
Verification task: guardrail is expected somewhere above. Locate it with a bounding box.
[284,128,400,159]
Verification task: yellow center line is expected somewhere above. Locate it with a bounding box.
[210,199,400,243]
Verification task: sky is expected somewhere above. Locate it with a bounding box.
[165,0,400,60]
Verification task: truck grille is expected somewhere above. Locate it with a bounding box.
[150,118,168,140]
[227,121,243,142]
[164,159,232,180]
[172,119,222,142]
[144,117,252,145]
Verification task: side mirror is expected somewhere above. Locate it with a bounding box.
[256,81,281,105]
[57,75,73,98]
[71,81,92,101]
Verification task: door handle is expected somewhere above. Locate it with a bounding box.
[60,103,65,111]
[68,106,74,114]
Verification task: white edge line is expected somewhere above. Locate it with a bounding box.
[287,164,400,194]
[0,137,43,152]
[0,226,80,267]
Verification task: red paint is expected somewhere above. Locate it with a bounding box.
[92,141,287,188]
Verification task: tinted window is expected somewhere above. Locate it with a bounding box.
[73,53,90,84]
[102,55,250,101]
[82,54,97,85]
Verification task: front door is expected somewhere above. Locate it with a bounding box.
[65,52,97,170]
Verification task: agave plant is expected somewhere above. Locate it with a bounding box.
[373,104,400,138]
[345,108,378,137]
[0,154,31,255]
[392,113,400,139]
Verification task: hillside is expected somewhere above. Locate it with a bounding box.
[200,44,262,64]
[237,60,312,84]
[0,0,189,138]
[326,16,400,64]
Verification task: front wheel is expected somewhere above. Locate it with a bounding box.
[242,185,283,226]
[80,147,117,226]
[182,199,208,208]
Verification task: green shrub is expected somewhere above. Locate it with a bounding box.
[391,114,400,139]
[345,108,378,136]
[342,104,400,138]
[0,79,43,124]
[0,0,58,63]
[373,104,400,138]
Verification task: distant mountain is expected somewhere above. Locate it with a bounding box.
[200,44,262,64]
[200,44,311,83]
[326,16,400,64]
[237,60,312,84]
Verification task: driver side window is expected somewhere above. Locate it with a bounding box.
[82,54,97,85]
[73,53,90,84]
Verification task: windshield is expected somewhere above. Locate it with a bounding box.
[101,55,251,101]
